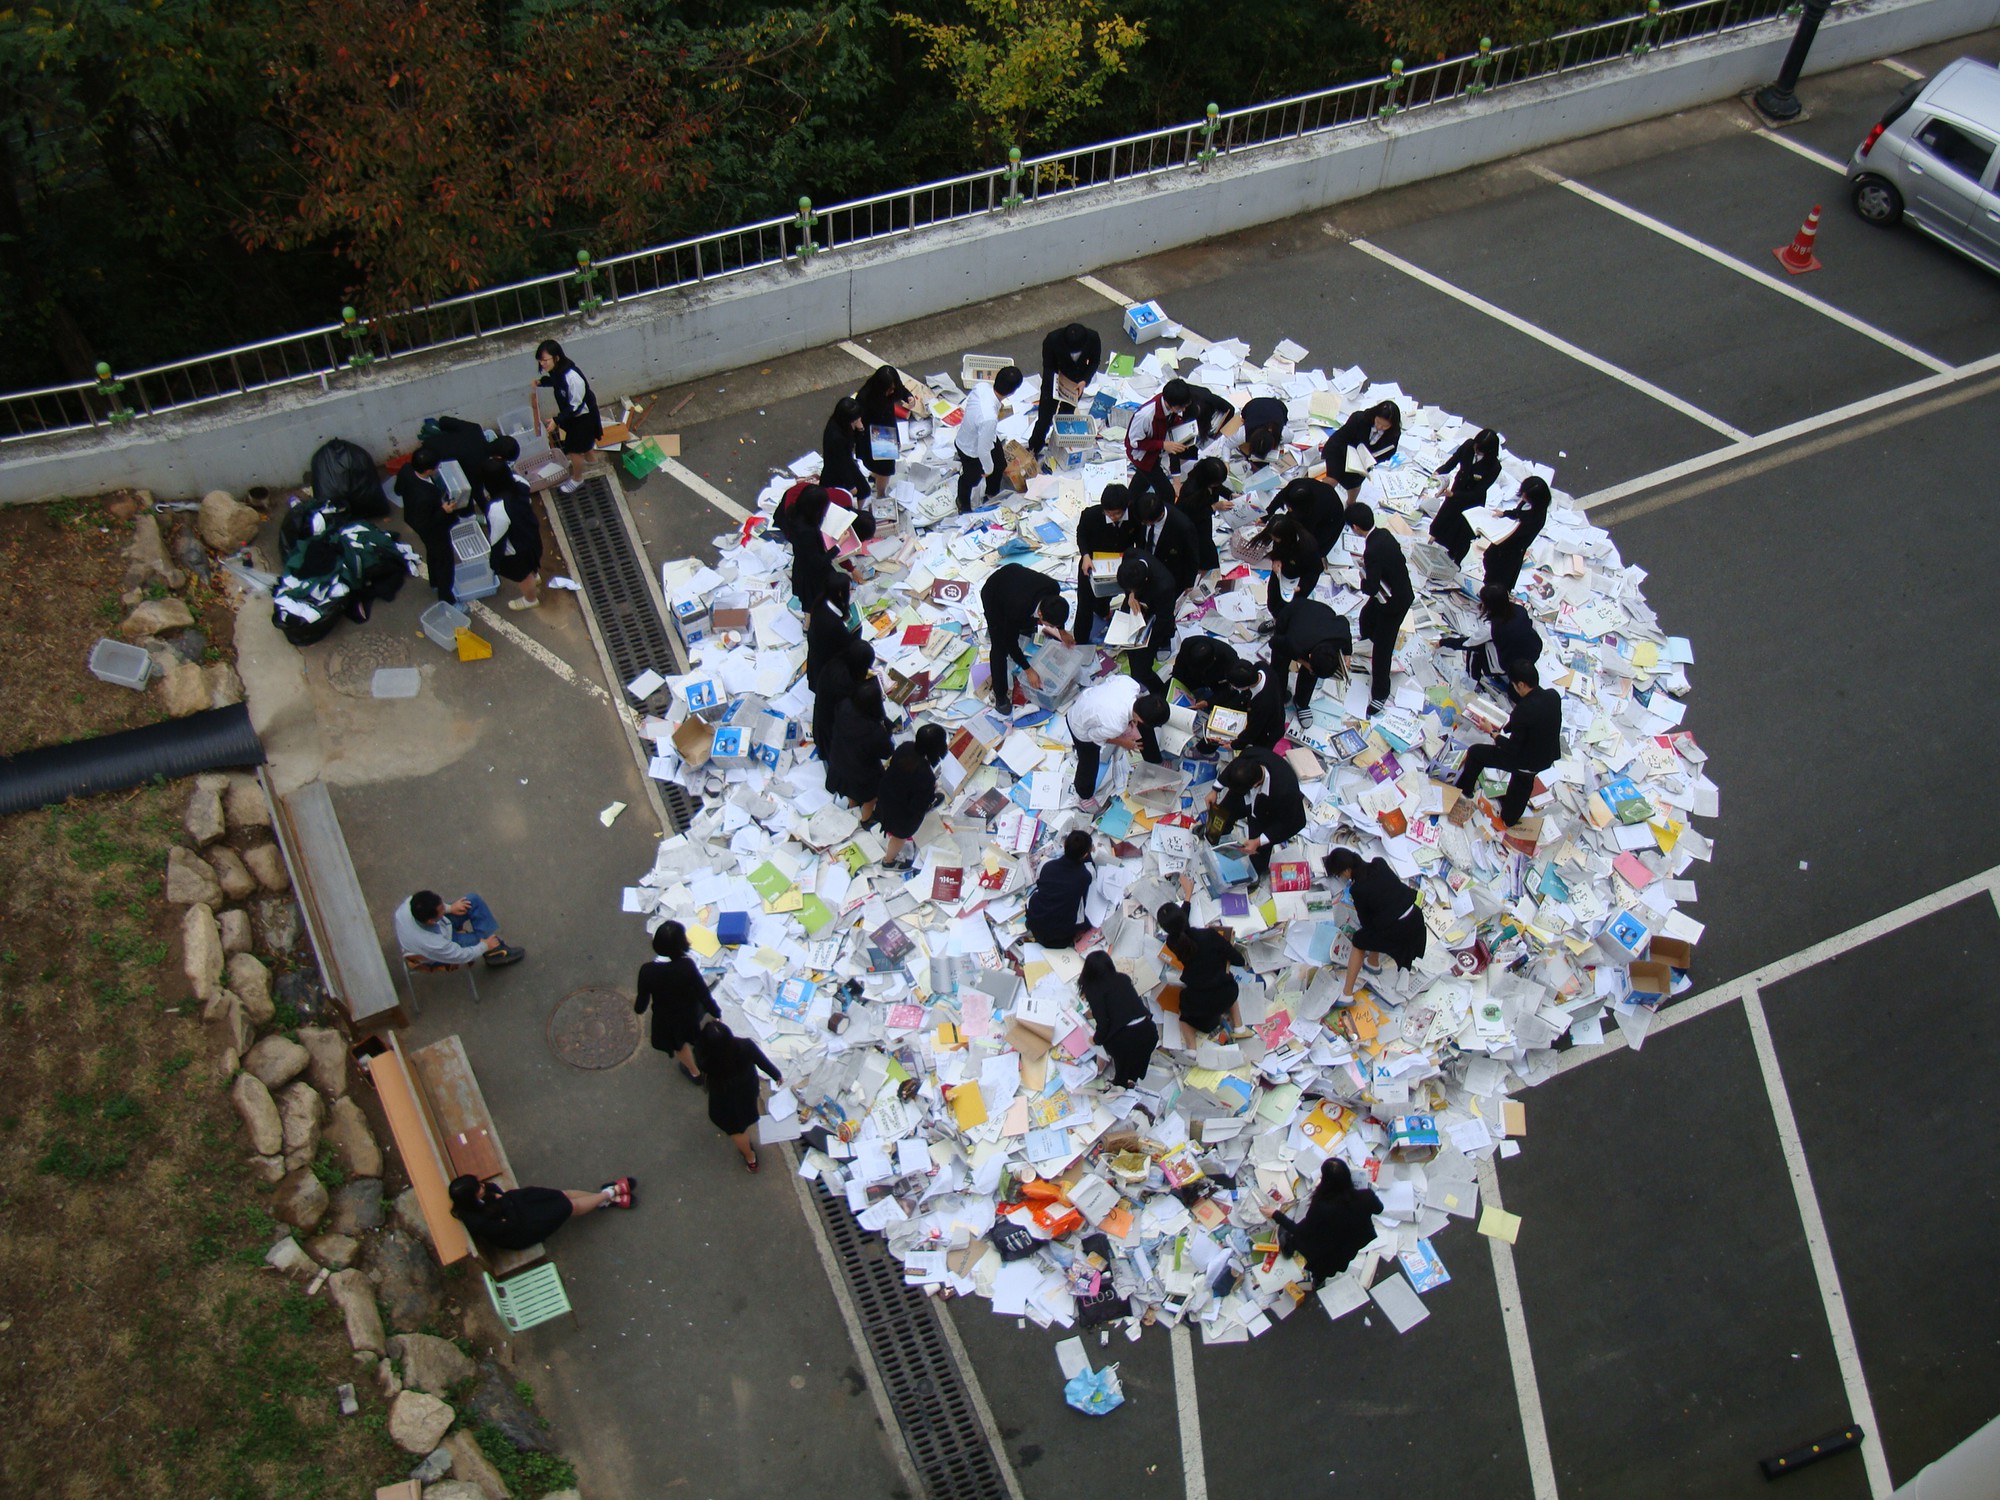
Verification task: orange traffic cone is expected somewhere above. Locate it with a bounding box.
[1773,205,1823,275]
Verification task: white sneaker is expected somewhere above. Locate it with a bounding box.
[559,478,581,493]
[506,596,540,611]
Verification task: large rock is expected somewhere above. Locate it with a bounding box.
[216,993,254,1059]
[245,1153,286,1184]
[326,1178,385,1236]
[265,1235,317,1279]
[230,1071,283,1155]
[297,1025,348,1097]
[252,896,301,957]
[207,846,256,900]
[420,1483,488,1500]
[118,596,195,639]
[124,512,185,591]
[389,1333,476,1398]
[181,903,224,1000]
[270,1167,329,1231]
[218,908,252,955]
[224,774,273,830]
[409,1448,451,1484]
[159,659,211,716]
[393,1188,433,1248]
[327,1268,386,1354]
[167,847,224,907]
[278,1080,325,1169]
[243,1034,310,1089]
[205,661,244,708]
[387,1390,455,1455]
[198,489,264,552]
[242,842,289,892]
[467,1363,553,1453]
[323,1096,382,1178]
[306,1232,360,1269]
[367,1229,443,1331]
[226,952,273,1025]
[439,1430,511,1500]
[184,786,227,847]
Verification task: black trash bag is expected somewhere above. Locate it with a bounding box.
[308,438,387,519]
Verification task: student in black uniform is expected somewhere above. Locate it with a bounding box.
[1322,401,1401,498]
[1272,477,1345,561]
[980,563,1072,713]
[811,640,874,756]
[1210,746,1308,881]
[1172,635,1242,707]
[395,447,465,603]
[1211,658,1288,755]
[1080,950,1159,1087]
[1440,584,1538,693]
[450,1174,633,1251]
[1270,598,1352,729]
[820,396,871,495]
[876,725,949,869]
[805,575,860,686]
[532,340,601,493]
[1430,428,1500,566]
[1025,829,1095,948]
[1250,514,1323,638]
[634,920,720,1084]
[828,677,894,823]
[782,485,842,612]
[1235,395,1288,468]
[1074,484,1132,644]
[693,1017,783,1172]
[1128,487,1202,594]
[1029,323,1104,456]
[478,457,544,612]
[1174,456,1229,574]
[1347,501,1413,715]
[1156,897,1244,1035]
[1454,658,1561,827]
[1113,551,1181,692]
[856,365,915,501]
[1273,1161,1384,1287]
[1177,382,1236,456]
[1481,477,1551,595]
[427,415,520,505]
[1324,847,1427,997]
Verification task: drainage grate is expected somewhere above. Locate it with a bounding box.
[551,477,700,832]
[810,1182,1010,1499]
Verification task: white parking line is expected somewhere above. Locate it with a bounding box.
[1754,128,1848,174]
[655,454,752,521]
[466,601,612,704]
[1170,1322,1210,1500]
[1528,164,1953,373]
[1878,57,1926,80]
[1476,1157,1561,1500]
[1077,273,1138,307]
[838,340,882,369]
[1741,986,1894,1499]
[1351,238,1750,441]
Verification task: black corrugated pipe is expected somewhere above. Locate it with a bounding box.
[0,704,266,816]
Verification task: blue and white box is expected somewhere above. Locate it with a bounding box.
[1123,300,1170,342]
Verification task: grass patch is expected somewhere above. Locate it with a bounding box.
[474,1422,579,1496]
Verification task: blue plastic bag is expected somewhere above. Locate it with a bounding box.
[1063,1367,1124,1417]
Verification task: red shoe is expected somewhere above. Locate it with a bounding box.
[602,1176,636,1208]
[744,1153,760,1174]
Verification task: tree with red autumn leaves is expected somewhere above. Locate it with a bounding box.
[244,0,711,309]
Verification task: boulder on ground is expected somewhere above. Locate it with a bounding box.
[242,842,289,892]
[297,1025,348,1097]
[207,845,256,900]
[119,596,195,639]
[184,786,227,847]
[124,513,185,591]
[306,1232,360,1269]
[226,952,273,1024]
[387,1390,455,1455]
[224,774,273,829]
[167,846,223,906]
[270,1167,329,1231]
[327,1267,386,1354]
[218,908,252,955]
[326,1178,386,1237]
[389,1333,476,1398]
[181,902,224,999]
[439,1429,511,1500]
[243,1034,310,1089]
[322,1096,382,1178]
[278,1079,325,1168]
[159,659,210,716]
[198,489,264,552]
[230,1071,282,1155]
[367,1229,443,1331]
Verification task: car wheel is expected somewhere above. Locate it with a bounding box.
[1852,175,1903,227]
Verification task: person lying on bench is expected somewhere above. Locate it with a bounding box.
[395,890,527,968]
[449,1173,633,1251]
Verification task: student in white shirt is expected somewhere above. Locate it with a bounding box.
[955,366,1023,513]
[1065,676,1169,808]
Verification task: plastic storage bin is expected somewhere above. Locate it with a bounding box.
[420,602,470,649]
[449,519,489,563]
[496,405,536,438]
[88,638,152,690]
[371,667,421,698]
[453,562,500,601]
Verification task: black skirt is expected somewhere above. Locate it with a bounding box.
[1102,1019,1159,1086]
[708,1073,764,1136]
[492,533,543,582]
[1178,975,1239,1034]
[463,1186,573,1250]
[1354,908,1428,970]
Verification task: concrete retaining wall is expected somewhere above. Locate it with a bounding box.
[6,0,1994,505]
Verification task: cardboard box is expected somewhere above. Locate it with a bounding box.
[1123,300,1170,342]
[716,911,751,946]
[709,724,751,767]
[1628,959,1673,1008]
[710,606,751,633]
[671,715,714,768]
[1647,935,1695,972]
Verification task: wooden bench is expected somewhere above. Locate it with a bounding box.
[356,1030,542,1274]
[271,778,405,1033]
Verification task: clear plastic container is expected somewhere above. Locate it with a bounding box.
[371,667,421,698]
[496,405,535,437]
[453,565,500,602]
[88,638,152,690]
[420,602,470,649]
[449,519,489,563]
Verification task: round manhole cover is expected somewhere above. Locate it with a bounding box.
[323,633,413,697]
[548,986,640,1069]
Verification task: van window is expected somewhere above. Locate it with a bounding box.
[1914,117,1996,182]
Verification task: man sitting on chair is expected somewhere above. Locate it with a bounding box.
[394,890,527,968]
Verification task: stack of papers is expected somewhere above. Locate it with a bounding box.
[621,321,1717,1344]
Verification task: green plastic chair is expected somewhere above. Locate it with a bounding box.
[483,1264,573,1333]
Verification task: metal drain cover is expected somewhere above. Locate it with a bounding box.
[547,986,640,1069]
[322,633,413,697]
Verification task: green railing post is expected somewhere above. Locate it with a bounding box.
[571,249,604,319]
[338,306,375,370]
[1379,59,1404,117]
[1632,0,1661,55]
[93,361,134,426]
[1197,103,1221,169]
[1468,37,1494,95]
[793,197,820,259]
[1002,147,1025,210]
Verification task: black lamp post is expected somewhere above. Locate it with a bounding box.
[1754,0,1835,122]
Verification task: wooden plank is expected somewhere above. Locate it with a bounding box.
[360,1035,472,1266]
[274,781,402,1027]
[410,1036,543,1275]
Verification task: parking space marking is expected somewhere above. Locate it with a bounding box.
[1742,986,1894,1499]
[1754,128,1848,174]
[1077,273,1138,307]
[1528,165,1954,373]
[1578,351,2000,511]
[1555,862,2000,1075]
[1351,238,1751,440]
[406,556,612,704]
[655,454,753,521]
[838,340,883,369]
[1170,1323,1210,1500]
[1878,57,1926,80]
[1476,1156,1561,1500]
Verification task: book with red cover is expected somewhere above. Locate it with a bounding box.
[1270,861,1313,893]
[931,867,965,903]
